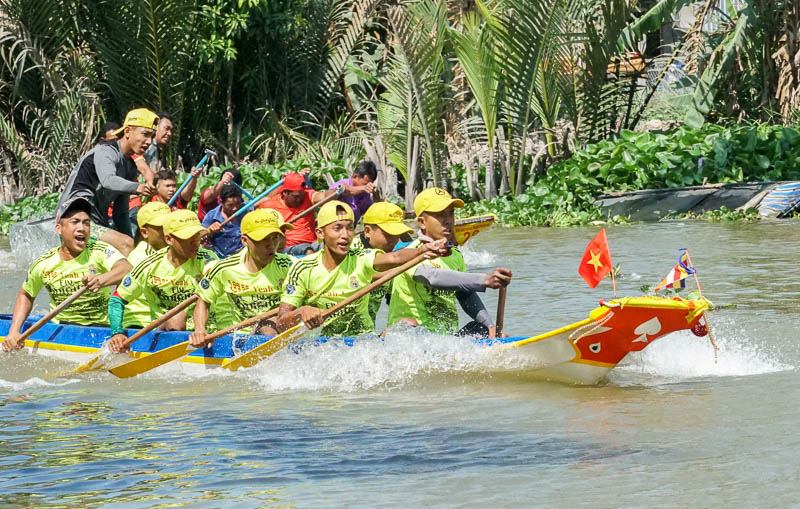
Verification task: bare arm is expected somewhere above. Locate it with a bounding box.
[2,289,35,350]
[311,188,338,204]
[179,167,202,204]
[188,297,210,347]
[372,239,448,272]
[276,302,323,332]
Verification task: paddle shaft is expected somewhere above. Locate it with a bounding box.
[168,153,212,207]
[18,285,90,342]
[317,252,428,323]
[120,295,199,349]
[219,179,284,227]
[201,308,279,345]
[284,186,344,224]
[495,286,507,336]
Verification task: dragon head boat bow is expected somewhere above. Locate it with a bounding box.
[496,295,711,384]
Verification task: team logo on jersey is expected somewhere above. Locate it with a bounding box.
[199,278,210,290]
[285,284,296,295]
[122,275,132,287]
[105,248,114,258]
[350,276,359,289]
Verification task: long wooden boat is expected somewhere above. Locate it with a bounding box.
[0,296,710,385]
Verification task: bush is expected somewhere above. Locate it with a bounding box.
[0,193,60,235]
[464,123,800,226]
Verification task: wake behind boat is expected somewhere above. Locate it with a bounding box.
[0,296,710,385]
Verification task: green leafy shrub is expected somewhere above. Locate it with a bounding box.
[465,123,800,226]
[0,193,60,235]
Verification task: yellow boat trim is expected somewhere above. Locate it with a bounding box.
[7,337,226,367]
[502,316,601,349]
[570,358,616,368]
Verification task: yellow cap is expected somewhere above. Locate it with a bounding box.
[316,200,355,228]
[363,202,413,236]
[112,108,159,136]
[413,187,464,217]
[241,208,293,241]
[164,209,207,239]
[137,201,171,228]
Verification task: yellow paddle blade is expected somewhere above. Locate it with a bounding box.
[72,352,111,375]
[221,324,307,372]
[454,214,496,245]
[108,341,196,379]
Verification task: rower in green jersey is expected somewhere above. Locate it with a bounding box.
[189,209,294,347]
[387,188,513,337]
[349,202,413,321]
[123,201,170,328]
[2,198,131,351]
[107,210,218,350]
[276,201,448,337]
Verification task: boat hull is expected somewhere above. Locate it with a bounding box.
[0,296,709,385]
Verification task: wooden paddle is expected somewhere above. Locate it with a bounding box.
[2,285,90,350]
[284,186,344,224]
[108,308,280,378]
[71,295,199,375]
[495,286,507,338]
[221,251,430,371]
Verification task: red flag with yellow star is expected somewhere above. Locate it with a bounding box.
[578,229,612,289]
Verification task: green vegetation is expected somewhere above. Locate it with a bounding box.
[672,207,761,223]
[464,123,800,226]
[0,193,59,235]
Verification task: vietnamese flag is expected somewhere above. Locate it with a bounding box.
[578,229,612,289]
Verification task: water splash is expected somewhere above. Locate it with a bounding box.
[10,218,58,268]
[612,326,791,384]
[460,245,497,268]
[0,376,79,392]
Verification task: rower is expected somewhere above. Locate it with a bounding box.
[57,108,159,254]
[258,172,341,256]
[150,168,202,210]
[202,184,245,258]
[276,201,447,337]
[2,199,132,351]
[387,188,512,338]
[189,209,295,347]
[108,210,218,349]
[122,201,171,330]
[350,202,413,320]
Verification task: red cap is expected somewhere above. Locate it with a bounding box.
[282,173,307,192]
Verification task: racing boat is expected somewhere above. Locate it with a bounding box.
[0,295,710,385]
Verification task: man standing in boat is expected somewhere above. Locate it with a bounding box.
[387,188,513,338]
[2,199,132,351]
[57,108,159,255]
[275,201,448,337]
[189,209,295,347]
[107,210,217,348]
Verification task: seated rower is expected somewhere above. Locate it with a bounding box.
[202,184,245,258]
[122,201,171,330]
[2,198,131,350]
[108,210,218,351]
[350,202,414,321]
[258,172,341,256]
[189,209,294,347]
[276,201,448,338]
[149,168,202,210]
[387,188,512,338]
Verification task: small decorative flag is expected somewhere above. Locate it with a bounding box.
[578,229,613,289]
[654,249,697,291]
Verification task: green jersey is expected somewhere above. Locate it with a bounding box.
[351,234,392,321]
[22,240,126,325]
[281,247,380,337]
[388,239,466,334]
[122,241,157,328]
[117,247,217,329]
[198,250,293,332]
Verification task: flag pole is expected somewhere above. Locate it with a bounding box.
[683,249,718,361]
[611,265,617,298]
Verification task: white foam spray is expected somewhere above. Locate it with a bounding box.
[460,245,497,268]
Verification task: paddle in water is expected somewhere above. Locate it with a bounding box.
[1,285,90,351]
[494,286,507,338]
[71,295,199,375]
[221,251,432,371]
[107,307,280,378]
